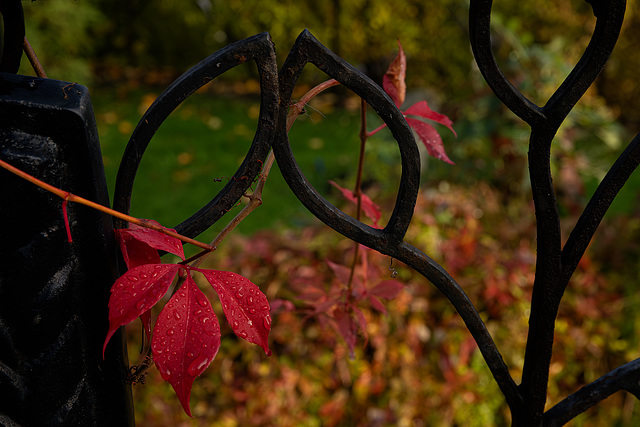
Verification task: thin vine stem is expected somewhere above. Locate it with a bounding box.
[346,98,369,300]
[0,158,214,251]
[23,37,47,78]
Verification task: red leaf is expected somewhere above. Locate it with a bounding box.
[195,269,272,356]
[333,306,357,359]
[151,274,221,417]
[383,40,406,108]
[406,118,455,165]
[326,259,368,302]
[326,259,355,287]
[328,180,382,228]
[103,263,181,356]
[368,295,387,314]
[404,100,457,137]
[369,280,404,299]
[116,230,161,269]
[309,299,339,318]
[352,306,369,347]
[117,220,185,268]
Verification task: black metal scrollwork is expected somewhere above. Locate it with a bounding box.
[113,33,279,237]
[113,6,640,419]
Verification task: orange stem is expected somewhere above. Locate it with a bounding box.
[0,158,214,251]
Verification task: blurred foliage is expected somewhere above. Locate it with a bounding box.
[129,184,640,425]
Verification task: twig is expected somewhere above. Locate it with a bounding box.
[0,158,214,251]
[23,37,47,78]
[346,98,369,299]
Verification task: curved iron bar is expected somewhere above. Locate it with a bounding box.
[272,29,524,414]
[468,0,544,126]
[471,0,630,424]
[542,358,640,426]
[113,33,278,236]
[275,30,419,248]
[0,0,25,74]
[561,132,640,283]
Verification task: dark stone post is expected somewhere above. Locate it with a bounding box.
[0,2,134,424]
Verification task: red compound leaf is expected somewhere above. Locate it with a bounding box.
[151,273,221,417]
[328,180,382,228]
[116,220,185,268]
[195,269,272,356]
[382,40,406,108]
[103,263,181,357]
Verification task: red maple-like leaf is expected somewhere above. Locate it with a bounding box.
[151,273,221,417]
[373,41,456,164]
[116,220,185,268]
[195,269,272,356]
[328,180,382,228]
[103,263,181,356]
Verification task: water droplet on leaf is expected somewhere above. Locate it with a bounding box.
[188,355,210,376]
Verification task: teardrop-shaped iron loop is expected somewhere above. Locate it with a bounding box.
[469,0,625,130]
[469,0,545,127]
[113,32,279,237]
[543,0,625,128]
[273,30,420,254]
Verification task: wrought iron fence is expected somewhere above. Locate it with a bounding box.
[1,0,639,425]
